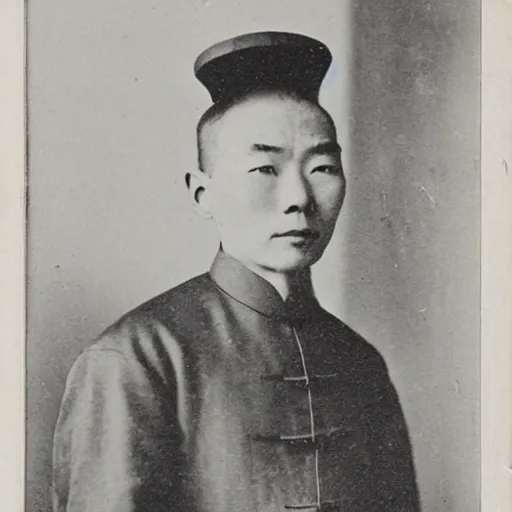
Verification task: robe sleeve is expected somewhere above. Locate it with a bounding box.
[52,347,188,512]
[367,362,421,511]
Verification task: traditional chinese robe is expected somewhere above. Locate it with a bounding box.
[53,250,420,511]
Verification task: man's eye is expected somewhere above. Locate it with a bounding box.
[311,165,341,175]
[248,165,277,176]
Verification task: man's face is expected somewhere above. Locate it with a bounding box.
[198,92,346,273]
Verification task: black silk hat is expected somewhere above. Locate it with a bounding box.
[194,32,332,104]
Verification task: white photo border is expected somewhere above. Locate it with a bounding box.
[0,0,26,509]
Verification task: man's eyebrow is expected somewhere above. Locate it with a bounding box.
[249,142,342,155]
[308,141,342,156]
[251,143,285,154]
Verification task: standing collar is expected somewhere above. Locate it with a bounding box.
[209,248,320,322]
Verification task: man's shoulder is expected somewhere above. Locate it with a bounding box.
[135,271,217,322]
[316,308,389,375]
[86,272,217,357]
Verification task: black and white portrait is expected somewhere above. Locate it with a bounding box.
[25,1,481,511]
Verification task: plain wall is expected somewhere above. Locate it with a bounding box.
[26,1,480,511]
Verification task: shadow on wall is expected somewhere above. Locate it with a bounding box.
[347,0,480,511]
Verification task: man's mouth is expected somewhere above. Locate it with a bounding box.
[273,229,320,240]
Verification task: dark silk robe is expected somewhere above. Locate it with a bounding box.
[53,250,420,512]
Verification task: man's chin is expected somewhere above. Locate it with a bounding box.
[263,248,322,273]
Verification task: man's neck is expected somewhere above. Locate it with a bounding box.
[240,259,313,302]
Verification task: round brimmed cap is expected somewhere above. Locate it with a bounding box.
[194,32,332,103]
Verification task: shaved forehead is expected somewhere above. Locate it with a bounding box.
[196,91,337,173]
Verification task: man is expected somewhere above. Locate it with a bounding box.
[53,32,420,511]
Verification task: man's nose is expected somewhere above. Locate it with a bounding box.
[279,168,313,214]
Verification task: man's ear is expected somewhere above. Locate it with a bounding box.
[185,171,212,218]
